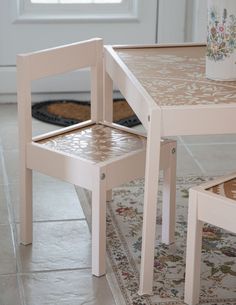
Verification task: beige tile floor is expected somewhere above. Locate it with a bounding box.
[0,103,236,305]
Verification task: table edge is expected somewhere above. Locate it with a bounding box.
[106,42,206,50]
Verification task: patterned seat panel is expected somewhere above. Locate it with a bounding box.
[37,124,146,164]
[116,46,236,107]
[207,178,236,201]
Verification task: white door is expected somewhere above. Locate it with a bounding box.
[0,0,158,96]
[192,0,207,42]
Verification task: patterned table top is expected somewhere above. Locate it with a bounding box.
[207,178,236,201]
[116,46,236,107]
[38,124,146,164]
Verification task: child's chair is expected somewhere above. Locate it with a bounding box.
[17,38,177,277]
[184,172,236,305]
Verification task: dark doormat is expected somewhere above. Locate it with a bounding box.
[32,99,141,127]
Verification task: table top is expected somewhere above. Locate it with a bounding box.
[115,45,236,107]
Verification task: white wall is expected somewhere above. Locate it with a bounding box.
[192,0,207,42]
[158,0,207,44]
[158,0,187,43]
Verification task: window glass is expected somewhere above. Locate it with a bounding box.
[16,0,136,22]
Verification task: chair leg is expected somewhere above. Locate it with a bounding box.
[184,189,203,305]
[106,190,112,201]
[162,141,176,244]
[91,172,106,277]
[20,167,33,245]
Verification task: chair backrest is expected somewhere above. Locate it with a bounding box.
[17,38,103,144]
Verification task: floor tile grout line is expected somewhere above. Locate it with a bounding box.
[0,266,93,277]
[0,272,20,277]
[14,218,87,224]
[178,136,207,175]
[0,144,27,305]
[17,267,93,276]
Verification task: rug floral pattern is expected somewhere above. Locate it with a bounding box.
[105,177,236,305]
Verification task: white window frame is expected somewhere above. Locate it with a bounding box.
[12,0,139,23]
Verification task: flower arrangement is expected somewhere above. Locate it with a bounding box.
[207,6,236,61]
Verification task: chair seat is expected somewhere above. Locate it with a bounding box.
[207,177,236,201]
[37,123,146,164]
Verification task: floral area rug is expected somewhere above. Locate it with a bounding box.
[76,176,236,305]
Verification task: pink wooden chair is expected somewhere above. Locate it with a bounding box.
[17,38,177,277]
[184,173,236,305]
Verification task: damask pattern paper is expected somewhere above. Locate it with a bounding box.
[38,124,146,164]
[116,46,236,107]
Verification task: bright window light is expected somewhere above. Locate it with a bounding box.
[17,0,135,21]
[30,0,122,3]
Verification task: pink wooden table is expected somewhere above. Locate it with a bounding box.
[104,43,236,295]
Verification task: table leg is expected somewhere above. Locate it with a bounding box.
[139,110,161,295]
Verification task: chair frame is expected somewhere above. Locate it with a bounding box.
[17,38,177,278]
[184,172,236,305]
